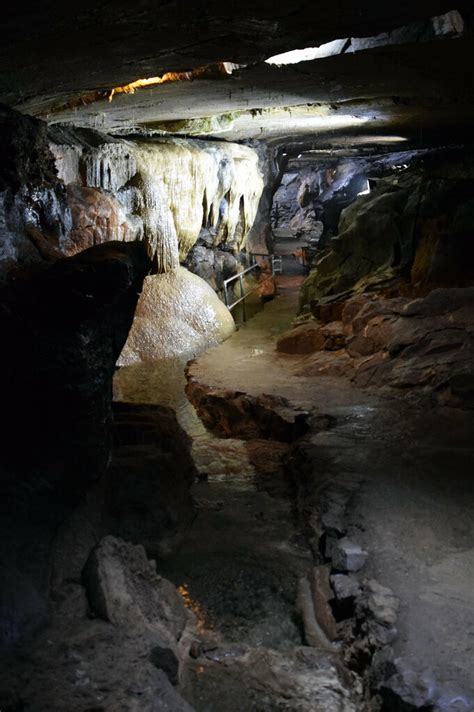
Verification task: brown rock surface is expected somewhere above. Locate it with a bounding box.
[276,322,327,354]
[185,378,309,441]
[296,288,474,407]
[277,320,347,354]
[65,184,138,255]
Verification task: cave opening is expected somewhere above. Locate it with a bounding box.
[1,4,474,712]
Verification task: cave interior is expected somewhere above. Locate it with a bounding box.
[1,3,473,712]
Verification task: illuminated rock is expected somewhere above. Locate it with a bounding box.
[53,135,264,271]
[118,266,235,364]
[64,184,139,255]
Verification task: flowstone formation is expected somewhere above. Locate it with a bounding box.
[1,107,263,291]
[50,129,265,359]
[119,266,235,364]
[50,131,264,271]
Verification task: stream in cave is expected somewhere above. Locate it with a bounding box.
[113,273,474,710]
[113,356,316,709]
[113,352,309,646]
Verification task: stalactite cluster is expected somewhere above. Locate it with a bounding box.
[51,137,264,273]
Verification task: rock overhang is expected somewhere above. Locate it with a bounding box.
[3,3,473,153]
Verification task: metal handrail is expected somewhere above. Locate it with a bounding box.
[222,254,279,321]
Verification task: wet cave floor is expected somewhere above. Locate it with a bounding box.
[114,270,474,711]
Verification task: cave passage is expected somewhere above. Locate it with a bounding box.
[1,5,474,712]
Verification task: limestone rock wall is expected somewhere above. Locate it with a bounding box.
[301,157,474,308]
[50,132,264,273]
[0,106,263,286]
[272,161,368,245]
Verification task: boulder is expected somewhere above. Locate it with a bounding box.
[276,321,346,354]
[276,322,327,353]
[83,536,190,644]
[0,538,194,711]
[119,266,235,364]
[332,538,368,573]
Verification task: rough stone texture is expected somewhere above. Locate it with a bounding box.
[5,1,465,110]
[84,536,190,643]
[18,28,474,151]
[289,287,474,408]
[301,170,474,308]
[273,161,369,246]
[0,538,194,712]
[185,237,243,292]
[0,105,70,281]
[277,322,328,353]
[277,320,347,354]
[301,182,411,305]
[65,183,139,255]
[185,380,309,442]
[310,566,339,642]
[0,241,151,649]
[119,266,235,364]
[356,579,399,648]
[183,643,360,711]
[0,626,195,712]
[332,539,369,573]
[296,575,340,652]
[246,143,280,256]
[331,574,362,603]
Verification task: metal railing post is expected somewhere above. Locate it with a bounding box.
[222,253,280,321]
[239,272,247,322]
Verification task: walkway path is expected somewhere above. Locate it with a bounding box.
[187,280,474,711]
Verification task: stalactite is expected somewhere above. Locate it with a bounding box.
[51,135,264,273]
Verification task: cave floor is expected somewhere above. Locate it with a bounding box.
[115,277,474,711]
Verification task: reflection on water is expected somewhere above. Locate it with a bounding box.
[113,356,207,439]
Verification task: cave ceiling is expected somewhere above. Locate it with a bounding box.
[4,1,474,153]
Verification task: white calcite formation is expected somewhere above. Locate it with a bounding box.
[50,135,263,360]
[118,266,235,364]
[51,137,263,272]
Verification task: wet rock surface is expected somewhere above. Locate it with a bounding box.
[0,105,70,281]
[119,267,235,365]
[183,644,360,712]
[185,380,309,441]
[278,287,474,408]
[186,281,474,711]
